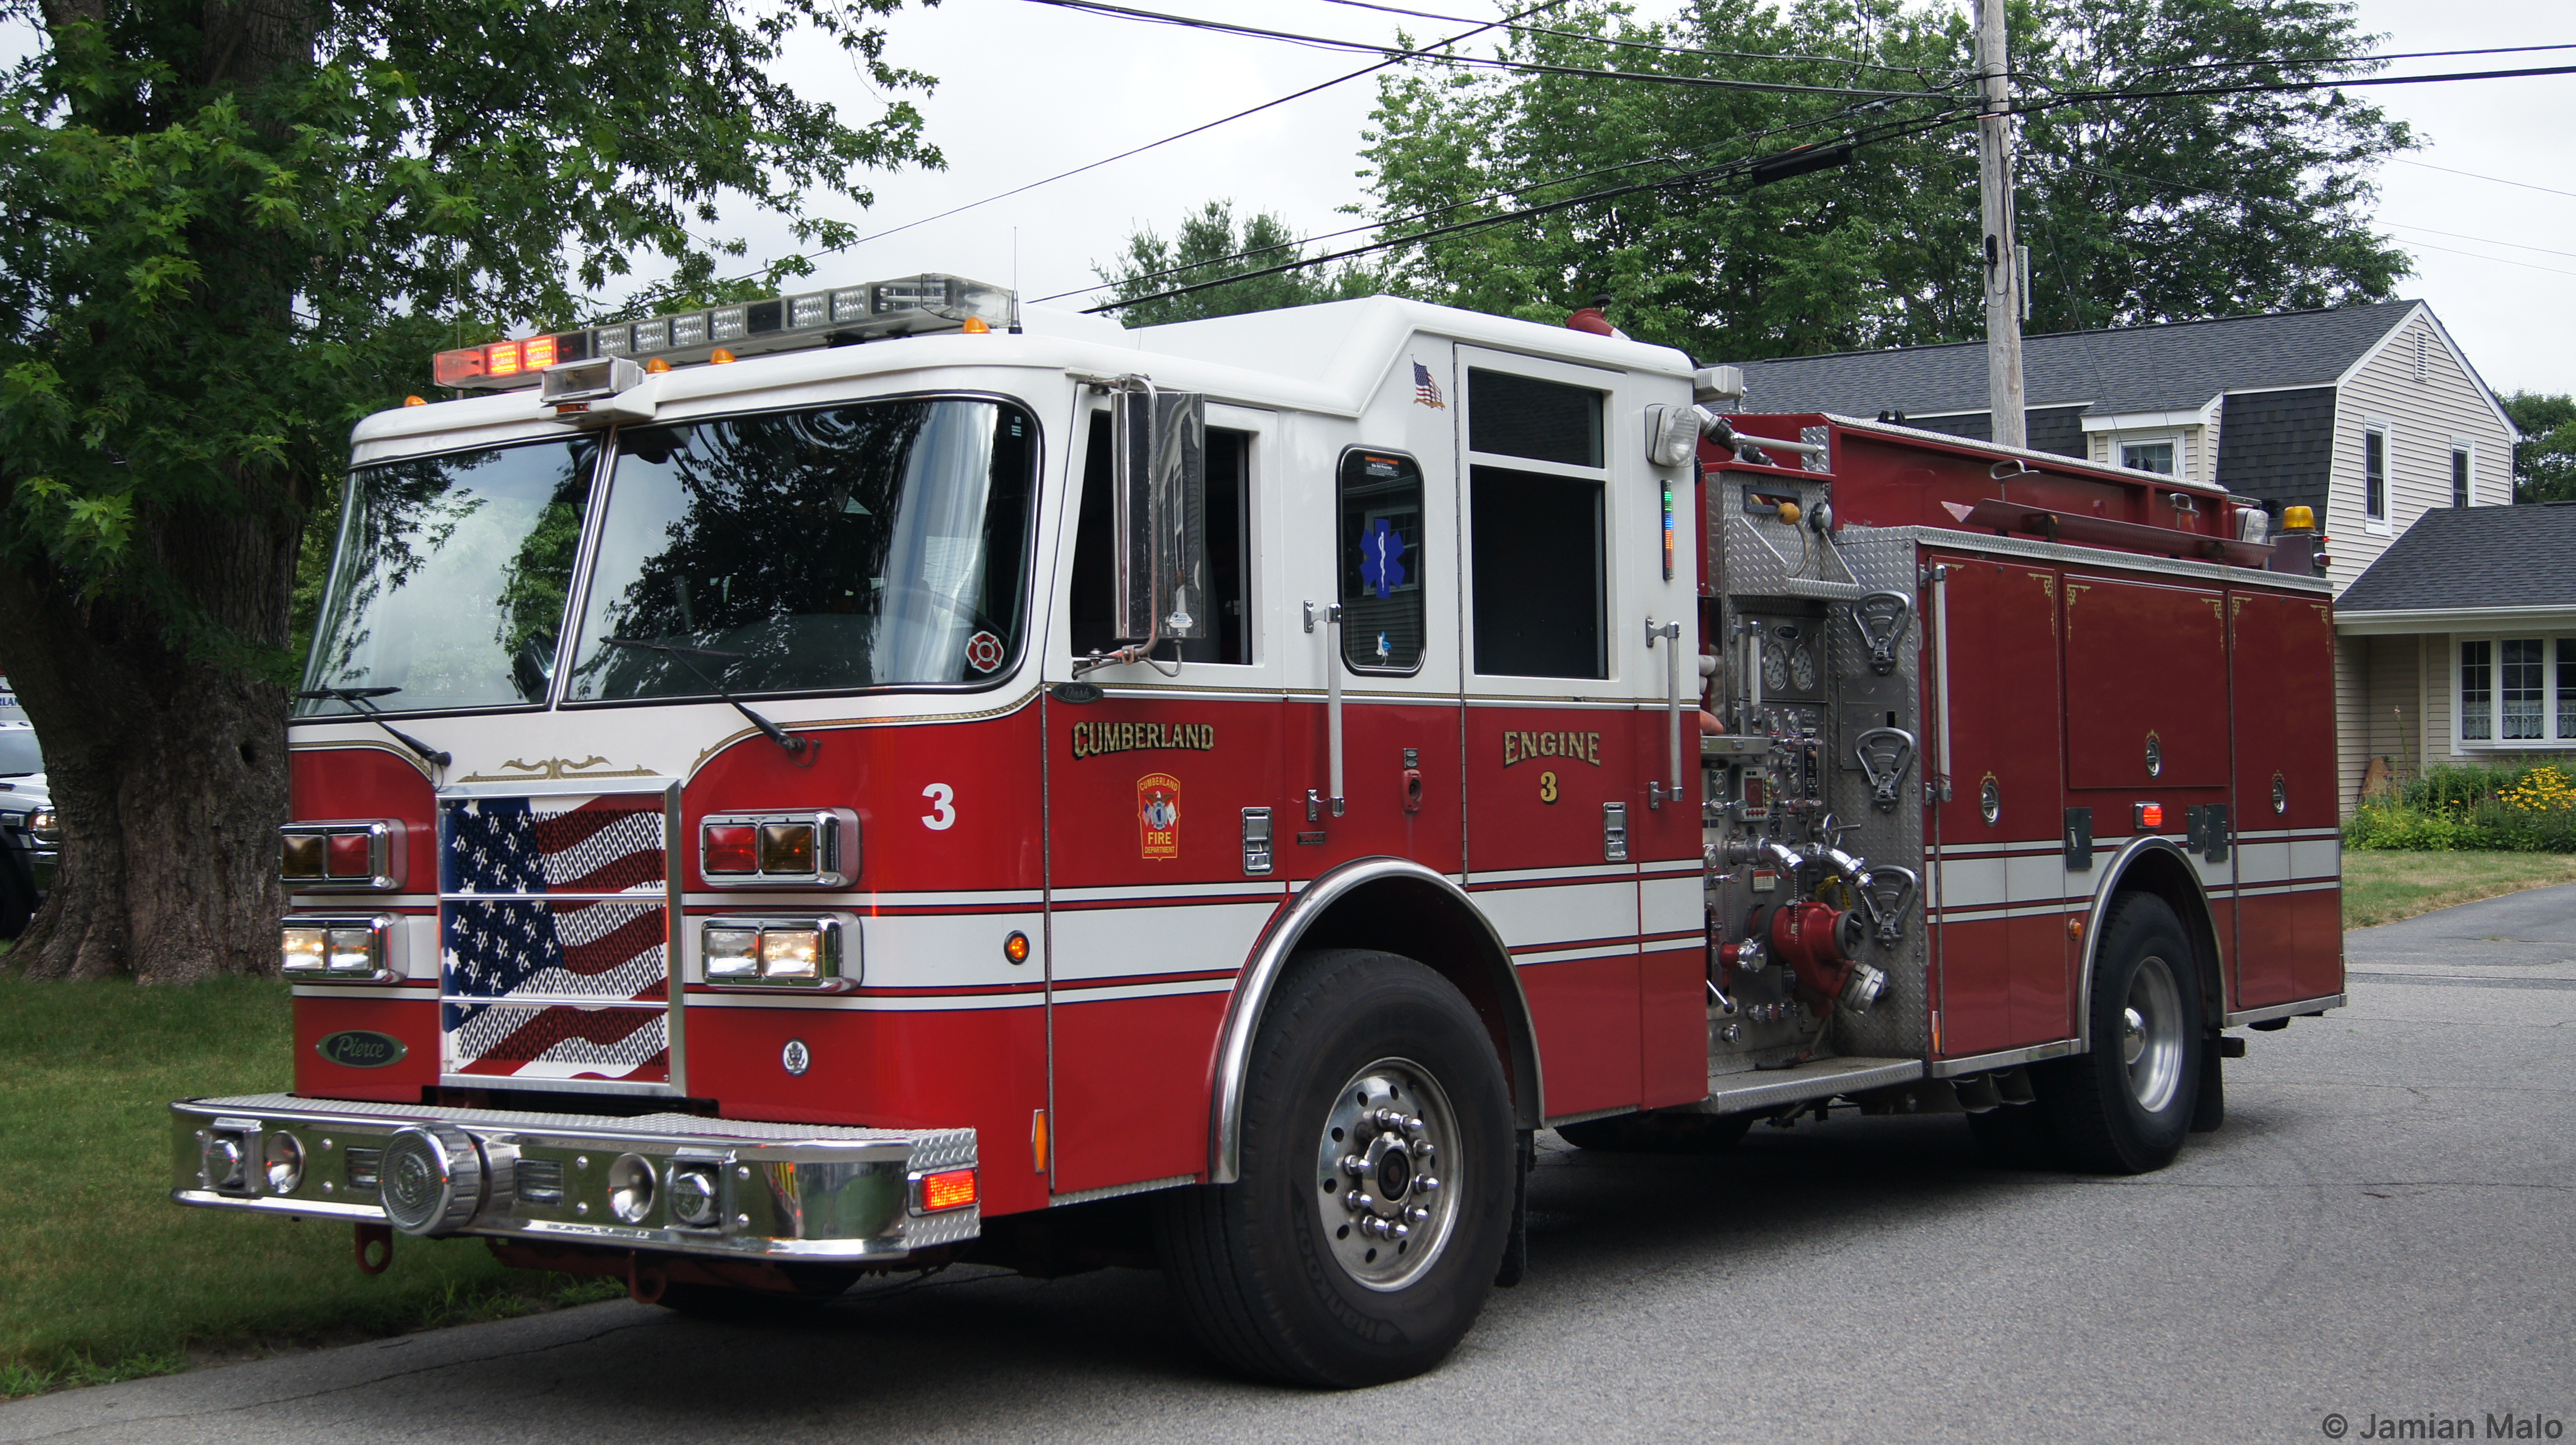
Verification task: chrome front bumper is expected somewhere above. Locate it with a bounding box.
[172,1094,978,1261]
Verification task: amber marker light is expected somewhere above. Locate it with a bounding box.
[709,347,737,363]
[403,395,427,407]
[643,357,672,373]
[960,316,991,333]
[1004,931,1031,965]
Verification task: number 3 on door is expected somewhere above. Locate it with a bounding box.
[1538,770,1558,804]
[921,783,956,830]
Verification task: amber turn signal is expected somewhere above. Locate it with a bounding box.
[1004,931,1031,964]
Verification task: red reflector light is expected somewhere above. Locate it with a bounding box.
[325,831,374,878]
[523,334,558,370]
[918,1168,977,1213]
[2137,803,2165,830]
[431,348,485,387]
[487,340,523,377]
[703,824,757,875]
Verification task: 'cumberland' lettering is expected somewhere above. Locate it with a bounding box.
[1071,721,1217,760]
[1502,730,1602,768]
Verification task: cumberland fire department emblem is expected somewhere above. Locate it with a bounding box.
[1138,773,1181,860]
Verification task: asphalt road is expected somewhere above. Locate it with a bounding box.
[6,889,2571,1445]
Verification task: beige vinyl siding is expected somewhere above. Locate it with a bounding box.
[2336,634,2370,815]
[2324,309,2516,593]
[2357,634,2422,786]
[2422,633,2453,761]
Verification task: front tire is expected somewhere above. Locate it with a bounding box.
[2034,894,2203,1174]
[1152,949,1513,1388]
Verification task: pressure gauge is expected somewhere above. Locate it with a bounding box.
[1788,644,1819,692]
[1761,639,1791,692]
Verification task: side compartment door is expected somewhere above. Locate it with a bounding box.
[1042,406,1286,1199]
[2229,591,2339,1007]
[1928,556,2068,1055]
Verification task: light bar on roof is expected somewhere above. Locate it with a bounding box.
[430,273,1014,391]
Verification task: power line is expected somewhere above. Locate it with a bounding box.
[1016,0,1964,98]
[673,0,1576,303]
[2013,61,2576,109]
[1082,105,1970,313]
[2393,156,2576,201]
[2061,39,2576,81]
[2050,157,2576,261]
[1062,96,1934,303]
[1305,0,1967,79]
[2396,238,2576,279]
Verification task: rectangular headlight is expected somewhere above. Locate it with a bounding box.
[279,915,400,983]
[697,915,858,990]
[280,821,402,890]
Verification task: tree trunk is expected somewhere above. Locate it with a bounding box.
[0,502,298,983]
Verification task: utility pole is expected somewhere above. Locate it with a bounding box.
[1976,0,2026,450]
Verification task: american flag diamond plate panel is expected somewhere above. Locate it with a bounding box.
[441,795,665,895]
[443,1002,669,1082]
[441,794,673,1084]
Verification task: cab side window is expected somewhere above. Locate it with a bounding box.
[1337,450,1425,673]
[1069,412,1252,665]
[1466,369,1607,679]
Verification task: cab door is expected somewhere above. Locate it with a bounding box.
[1041,403,1285,1199]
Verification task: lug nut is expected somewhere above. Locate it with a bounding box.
[1389,1221,1411,1240]
[1341,1154,1369,1176]
[1344,1190,1375,1213]
[1415,1175,1441,1193]
[1408,1205,1430,1224]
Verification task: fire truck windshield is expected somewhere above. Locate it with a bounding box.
[301,435,602,716]
[562,396,1036,702]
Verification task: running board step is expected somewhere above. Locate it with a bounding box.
[1679,1056,1924,1116]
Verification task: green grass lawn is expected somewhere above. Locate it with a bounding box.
[2340,849,2576,930]
[0,975,617,1399]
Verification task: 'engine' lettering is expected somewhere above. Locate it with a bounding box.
[1070,721,1218,760]
[1502,730,1602,768]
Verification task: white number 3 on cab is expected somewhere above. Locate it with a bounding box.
[921,783,956,831]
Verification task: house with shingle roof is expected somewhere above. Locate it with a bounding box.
[2335,503,2576,796]
[1721,300,2523,812]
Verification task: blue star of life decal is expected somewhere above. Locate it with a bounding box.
[1361,517,1407,600]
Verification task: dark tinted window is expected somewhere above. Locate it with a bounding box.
[1472,466,1604,679]
[1069,416,1250,664]
[1339,451,1424,673]
[1468,369,1603,467]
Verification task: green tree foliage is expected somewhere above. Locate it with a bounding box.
[0,0,941,979]
[1098,200,1385,326]
[2504,392,2576,504]
[1340,0,2411,360]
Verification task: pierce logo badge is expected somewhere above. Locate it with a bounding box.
[782,1038,812,1076]
[315,1030,408,1069]
[1138,773,1181,860]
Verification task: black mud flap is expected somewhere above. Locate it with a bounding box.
[2190,1045,2225,1133]
[1494,1128,1533,1287]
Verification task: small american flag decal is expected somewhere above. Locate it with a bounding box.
[1412,361,1445,409]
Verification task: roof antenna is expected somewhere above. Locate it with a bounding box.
[1010,228,1023,334]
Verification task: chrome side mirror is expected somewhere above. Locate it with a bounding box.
[1112,385,1208,645]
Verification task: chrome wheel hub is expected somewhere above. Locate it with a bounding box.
[1315,1059,1461,1291]
[2123,955,2185,1112]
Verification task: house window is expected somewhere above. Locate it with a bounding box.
[2120,438,2178,475]
[2452,443,2472,508]
[2458,637,2576,747]
[2364,424,2389,525]
[2461,641,2491,742]
[2504,639,2546,740]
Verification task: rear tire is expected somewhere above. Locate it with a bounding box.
[1555,1112,1751,1153]
[2034,894,2202,1174]
[1152,949,1513,1388]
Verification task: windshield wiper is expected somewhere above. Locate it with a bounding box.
[297,687,453,769]
[601,639,808,757]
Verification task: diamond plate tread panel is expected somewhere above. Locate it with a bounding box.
[183,1093,969,1153]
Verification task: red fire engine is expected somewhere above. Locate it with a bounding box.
[172,276,2343,1387]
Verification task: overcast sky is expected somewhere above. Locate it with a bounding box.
[694,0,2571,399]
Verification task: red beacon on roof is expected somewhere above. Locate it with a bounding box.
[427,273,1014,392]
